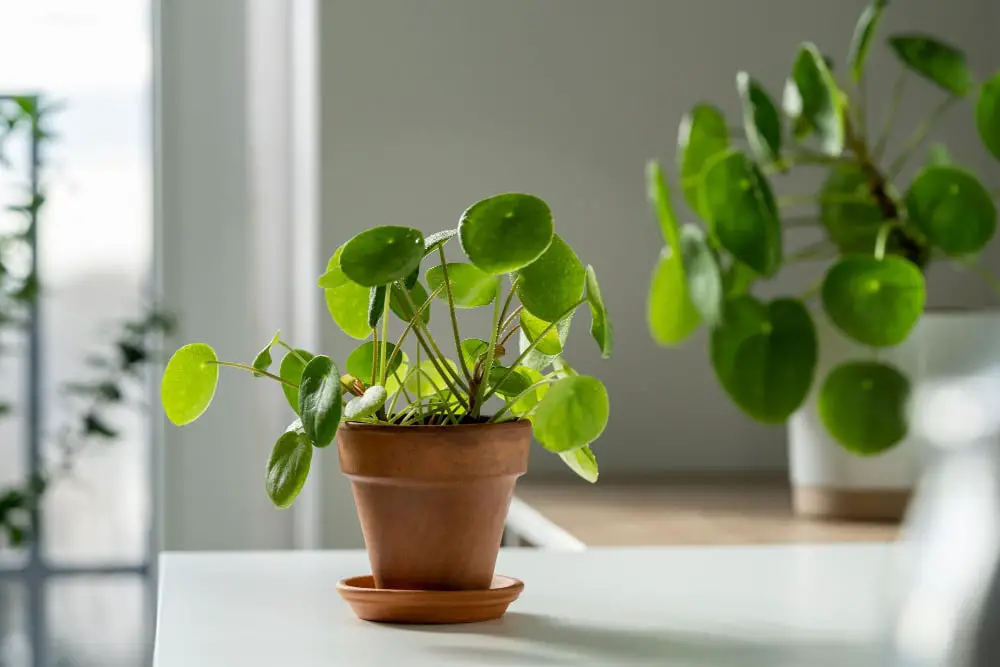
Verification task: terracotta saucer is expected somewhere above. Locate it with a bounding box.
[336,574,524,624]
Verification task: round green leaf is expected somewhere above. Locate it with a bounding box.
[819,361,910,455]
[426,262,500,308]
[265,429,313,508]
[344,385,388,420]
[298,355,342,448]
[508,366,546,417]
[789,43,844,156]
[700,150,782,276]
[678,104,729,218]
[345,341,402,384]
[339,226,425,287]
[647,246,700,346]
[889,35,973,95]
[820,164,885,253]
[279,349,314,413]
[821,256,924,348]
[520,310,562,355]
[584,265,613,359]
[736,72,782,165]
[679,225,723,328]
[559,445,598,483]
[458,193,554,274]
[710,297,817,423]
[323,248,370,340]
[531,375,609,453]
[516,234,586,322]
[848,2,886,83]
[460,338,491,369]
[977,73,1000,162]
[906,166,997,256]
[161,343,219,426]
[390,281,431,324]
[519,316,572,372]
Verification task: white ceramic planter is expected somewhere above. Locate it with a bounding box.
[788,310,1000,521]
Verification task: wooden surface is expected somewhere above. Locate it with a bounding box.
[514,477,900,546]
[155,545,894,666]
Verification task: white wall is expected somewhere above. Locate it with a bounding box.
[319,0,1000,478]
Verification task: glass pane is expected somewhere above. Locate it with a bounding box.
[0,0,156,565]
[0,581,31,667]
[47,577,146,667]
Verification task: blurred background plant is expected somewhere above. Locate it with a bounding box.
[0,95,170,548]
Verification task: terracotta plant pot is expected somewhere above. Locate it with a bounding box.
[337,420,530,591]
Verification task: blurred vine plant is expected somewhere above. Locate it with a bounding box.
[162,194,613,508]
[646,0,1000,454]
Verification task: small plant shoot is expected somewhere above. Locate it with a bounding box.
[646,1,1000,455]
[162,193,613,507]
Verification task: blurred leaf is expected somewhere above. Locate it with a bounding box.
[83,413,118,439]
[906,166,997,256]
[819,361,909,454]
[977,73,1000,162]
[678,104,729,217]
[736,73,782,165]
[788,42,844,156]
[848,2,888,83]
[925,143,951,167]
[889,34,973,95]
[679,225,724,328]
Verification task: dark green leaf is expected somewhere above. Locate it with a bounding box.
[819,361,909,454]
[789,42,845,156]
[849,2,887,83]
[344,386,388,420]
[461,338,491,369]
[345,341,402,384]
[161,343,219,426]
[723,260,758,297]
[532,375,610,453]
[906,166,997,255]
[700,150,782,276]
[736,73,782,165]
[584,265,613,358]
[403,267,419,290]
[279,349,314,412]
[821,255,924,347]
[888,34,973,95]
[390,281,431,324]
[265,430,313,508]
[489,366,534,398]
[458,193,554,274]
[710,297,817,423]
[426,262,500,308]
[367,285,386,329]
[339,226,425,287]
[679,225,723,328]
[678,104,730,217]
[298,355,342,447]
[323,247,370,339]
[977,73,1000,162]
[516,234,586,322]
[559,445,598,483]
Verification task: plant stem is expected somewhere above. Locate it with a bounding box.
[399,287,470,396]
[379,291,391,385]
[843,114,900,222]
[857,72,868,143]
[499,324,520,348]
[887,96,958,179]
[800,279,822,304]
[968,263,1000,297]
[472,289,503,418]
[489,376,560,423]
[874,221,899,261]
[497,276,520,333]
[276,341,307,364]
[499,304,524,338]
[409,325,470,410]
[208,360,297,388]
[438,246,473,385]
[874,70,906,160]
[482,298,586,404]
[383,283,444,375]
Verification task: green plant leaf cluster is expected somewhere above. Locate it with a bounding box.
[645,1,1000,455]
[162,193,614,505]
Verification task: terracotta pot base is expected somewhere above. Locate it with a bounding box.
[337,574,524,624]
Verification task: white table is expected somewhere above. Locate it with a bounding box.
[154,544,900,666]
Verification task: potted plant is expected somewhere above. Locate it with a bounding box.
[644,0,1000,520]
[160,192,611,621]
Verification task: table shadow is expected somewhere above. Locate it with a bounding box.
[396,612,882,666]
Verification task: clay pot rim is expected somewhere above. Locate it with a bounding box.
[339,420,530,435]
